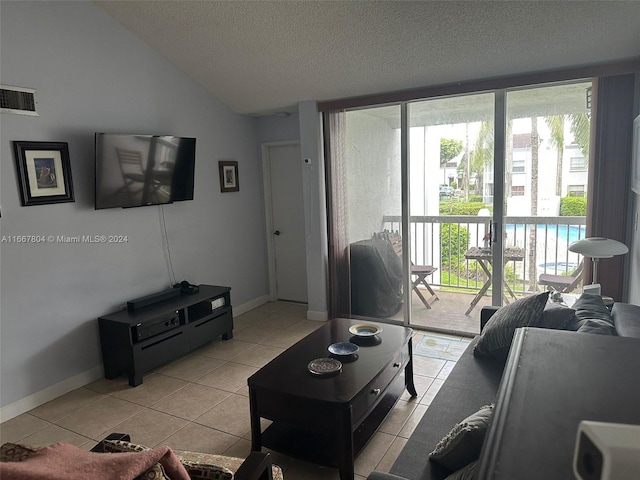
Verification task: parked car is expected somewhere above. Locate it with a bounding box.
[439,185,454,197]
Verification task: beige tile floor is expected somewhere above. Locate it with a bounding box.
[0,301,467,479]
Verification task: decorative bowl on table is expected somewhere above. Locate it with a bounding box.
[307,357,342,376]
[328,342,359,356]
[349,324,383,337]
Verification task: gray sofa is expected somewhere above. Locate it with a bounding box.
[369,297,640,480]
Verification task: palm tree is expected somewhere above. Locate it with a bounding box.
[545,115,565,196]
[570,113,590,158]
[505,121,513,199]
[470,121,494,196]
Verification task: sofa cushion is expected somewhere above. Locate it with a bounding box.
[444,460,478,480]
[566,293,614,331]
[474,292,549,358]
[429,404,493,471]
[576,319,616,335]
[540,302,576,330]
[612,303,640,338]
[389,337,503,480]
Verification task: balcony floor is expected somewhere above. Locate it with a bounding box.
[389,288,496,337]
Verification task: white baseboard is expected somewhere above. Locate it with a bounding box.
[307,309,328,321]
[234,295,270,316]
[0,365,103,423]
[0,294,314,423]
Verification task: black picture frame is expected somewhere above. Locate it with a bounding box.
[13,141,75,206]
[219,160,239,193]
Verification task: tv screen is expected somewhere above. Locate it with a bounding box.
[95,133,195,210]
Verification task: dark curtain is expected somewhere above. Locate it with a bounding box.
[324,111,351,318]
[588,74,636,301]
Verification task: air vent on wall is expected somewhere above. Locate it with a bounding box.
[1,85,38,116]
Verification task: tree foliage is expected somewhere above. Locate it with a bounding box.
[545,115,565,196]
[441,223,469,272]
[440,138,464,166]
[439,201,490,216]
[469,121,494,193]
[570,113,590,159]
[560,196,587,216]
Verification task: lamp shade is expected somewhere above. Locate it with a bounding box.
[568,237,629,258]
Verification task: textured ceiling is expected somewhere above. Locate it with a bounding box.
[96,1,640,116]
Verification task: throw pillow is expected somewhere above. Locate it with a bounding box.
[540,302,576,330]
[103,439,149,453]
[566,293,614,331]
[105,439,235,480]
[0,442,40,462]
[174,450,283,480]
[101,440,170,480]
[474,291,549,358]
[444,460,479,480]
[577,318,616,335]
[429,404,494,471]
[172,450,234,480]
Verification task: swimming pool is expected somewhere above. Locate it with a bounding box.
[538,262,578,275]
[505,224,586,243]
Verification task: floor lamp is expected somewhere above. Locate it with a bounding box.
[568,237,629,295]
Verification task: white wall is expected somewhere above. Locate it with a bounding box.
[0,2,269,413]
[257,113,300,144]
[298,102,328,320]
[345,111,401,241]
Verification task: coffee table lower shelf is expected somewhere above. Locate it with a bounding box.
[260,375,404,470]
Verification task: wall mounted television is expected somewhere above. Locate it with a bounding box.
[95,133,195,210]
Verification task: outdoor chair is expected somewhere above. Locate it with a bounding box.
[374,231,439,309]
[538,260,584,293]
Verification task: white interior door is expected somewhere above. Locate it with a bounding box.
[265,143,308,303]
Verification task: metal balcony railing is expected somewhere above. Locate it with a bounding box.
[382,215,587,294]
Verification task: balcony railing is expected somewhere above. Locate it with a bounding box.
[382,215,587,294]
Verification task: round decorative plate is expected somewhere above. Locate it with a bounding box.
[328,342,359,356]
[349,324,383,337]
[308,358,342,376]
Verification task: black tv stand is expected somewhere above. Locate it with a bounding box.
[98,284,232,386]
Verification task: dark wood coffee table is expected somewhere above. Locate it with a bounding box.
[248,318,416,480]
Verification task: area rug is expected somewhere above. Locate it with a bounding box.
[414,335,470,361]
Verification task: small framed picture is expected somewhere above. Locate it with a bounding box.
[632,115,640,194]
[218,160,239,193]
[13,141,75,206]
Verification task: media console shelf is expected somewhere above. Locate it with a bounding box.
[98,284,232,386]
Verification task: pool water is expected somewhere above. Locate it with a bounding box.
[505,224,586,243]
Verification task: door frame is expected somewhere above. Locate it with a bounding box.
[261,140,304,302]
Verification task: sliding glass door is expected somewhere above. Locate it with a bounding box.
[326,80,591,335]
[406,93,495,335]
[503,82,591,300]
[341,105,405,322]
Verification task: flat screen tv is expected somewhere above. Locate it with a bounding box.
[95,133,195,210]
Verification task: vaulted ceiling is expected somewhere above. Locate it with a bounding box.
[96,1,640,116]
